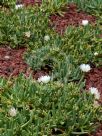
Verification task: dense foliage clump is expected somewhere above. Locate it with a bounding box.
[0,0,102,135]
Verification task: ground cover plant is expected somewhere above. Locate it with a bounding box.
[0,0,102,135]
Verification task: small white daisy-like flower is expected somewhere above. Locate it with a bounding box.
[4,55,10,59]
[25,31,31,38]
[82,20,89,26]
[94,52,98,56]
[15,4,23,10]
[80,64,91,72]
[8,107,17,117]
[89,87,100,100]
[37,75,51,83]
[44,35,50,41]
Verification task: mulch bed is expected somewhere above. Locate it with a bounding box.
[50,3,96,34]
[1,1,102,136]
[0,47,28,78]
[85,67,102,101]
[0,47,49,79]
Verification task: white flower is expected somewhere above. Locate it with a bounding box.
[80,64,91,72]
[8,107,17,117]
[89,87,100,100]
[82,20,89,26]
[15,4,23,10]
[37,75,51,83]
[44,35,50,41]
[25,31,31,38]
[4,55,10,59]
[94,52,98,56]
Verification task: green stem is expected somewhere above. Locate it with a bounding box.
[78,74,84,87]
[71,131,88,135]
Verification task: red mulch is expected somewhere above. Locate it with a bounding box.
[50,3,96,34]
[0,47,28,77]
[85,67,102,101]
[0,47,49,79]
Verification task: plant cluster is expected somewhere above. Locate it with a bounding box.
[0,76,102,135]
[0,0,102,135]
[25,26,102,82]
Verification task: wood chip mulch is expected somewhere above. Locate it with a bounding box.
[85,67,102,102]
[0,47,49,79]
[50,3,96,34]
